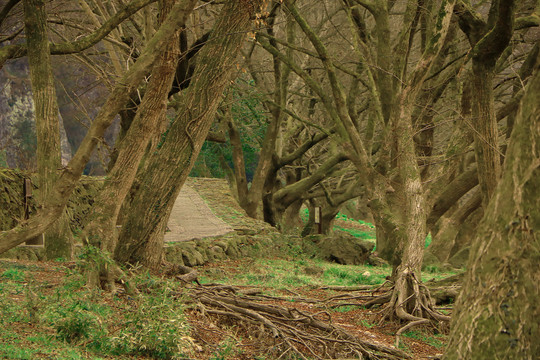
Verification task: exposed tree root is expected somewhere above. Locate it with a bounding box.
[360,270,451,347]
[185,283,411,359]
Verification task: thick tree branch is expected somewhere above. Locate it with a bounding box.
[0,0,20,28]
[0,0,157,69]
[472,0,515,66]
[427,165,479,229]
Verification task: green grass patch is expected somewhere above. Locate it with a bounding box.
[1,268,25,282]
[402,330,446,349]
[201,257,391,289]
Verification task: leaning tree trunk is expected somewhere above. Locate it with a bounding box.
[114,0,256,269]
[83,0,195,257]
[443,48,540,360]
[24,0,73,260]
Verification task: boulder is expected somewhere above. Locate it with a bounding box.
[318,234,374,265]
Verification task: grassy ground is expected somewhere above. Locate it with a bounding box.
[1,177,460,359]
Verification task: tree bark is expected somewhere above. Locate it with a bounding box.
[114,0,255,269]
[443,46,540,360]
[83,0,195,256]
[24,0,73,259]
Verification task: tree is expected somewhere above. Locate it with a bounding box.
[0,0,198,254]
[455,0,516,205]
[443,46,540,360]
[23,0,73,259]
[114,0,257,269]
[83,0,196,262]
[256,0,456,327]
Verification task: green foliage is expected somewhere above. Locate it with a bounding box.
[106,274,191,359]
[323,266,386,285]
[333,225,375,240]
[332,305,361,313]
[359,319,376,328]
[191,78,267,180]
[425,233,432,248]
[334,212,375,229]
[210,338,242,360]
[53,301,106,343]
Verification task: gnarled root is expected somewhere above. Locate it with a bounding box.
[375,269,451,347]
[190,283,411,359]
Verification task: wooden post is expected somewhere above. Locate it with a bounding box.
[23,178,32,220]
[314,206,322,234]
[21,178,44,247]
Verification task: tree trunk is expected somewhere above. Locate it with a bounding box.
[427,188,482,263]
[114,0,255,269]
[24,0,73,260]
[470,64,501,205]
[456,0,516,205]
[0,0,196,254]
[84,0,194,256]
[226,111,249,209]
[443,48,540,360]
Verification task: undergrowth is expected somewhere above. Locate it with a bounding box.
[0,251,195,360]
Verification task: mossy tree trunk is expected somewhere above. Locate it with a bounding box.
[114,0,256,269]
[443,47,540,360]
[23,0,73,260]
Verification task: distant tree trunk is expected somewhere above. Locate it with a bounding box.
[244,3,291,219]
[456,0,516,205]
[443,49,540,360]
[83,0,194,257]
[470,63,501,204]
[24,0,73,260]
[427,188,482,263]
[114,0,255,269]
[226,110,249,209]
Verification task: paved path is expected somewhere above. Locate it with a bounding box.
[164,185,234,242]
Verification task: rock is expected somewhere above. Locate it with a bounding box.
[318,234,374,265]
[226,244,239,258]
[182,249,205,267]
[213,240,229,251]
[164,246,185,266]
[367,253,388,267]
[207,245,226,261]
[234,228,257,235]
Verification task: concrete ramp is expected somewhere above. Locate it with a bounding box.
[164,185,234,242]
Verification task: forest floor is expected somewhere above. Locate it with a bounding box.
[0,177,459,360]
